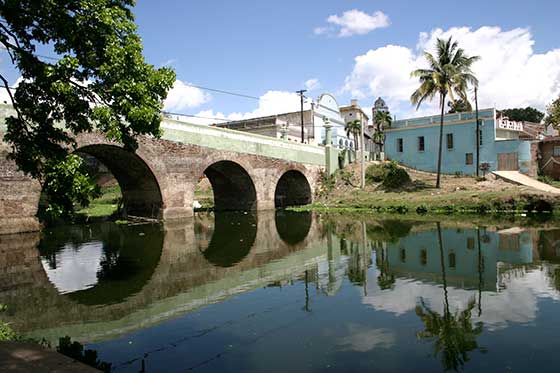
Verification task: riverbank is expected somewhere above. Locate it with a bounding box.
[293,161,560,216]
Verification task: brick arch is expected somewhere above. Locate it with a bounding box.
[273,166,314,208]
[76,144,164,218]
[202,159,258,212]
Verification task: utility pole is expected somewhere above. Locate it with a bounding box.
[360,113,365,188]
[475,87,480,177]
[296,89,307,143]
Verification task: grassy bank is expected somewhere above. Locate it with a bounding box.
[292,162,560,217]
[76,185,121,219]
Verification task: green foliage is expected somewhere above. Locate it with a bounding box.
[0,304,17,342]
[344,119,361,151]
[447,99,472,113]
[501,107,545,123]
[41,154,101,219]
[57,336,111,372]
[373,110,392,147]
[365,163,387,183]
[381,161,411,190]
[454,171,463,178]
[318,170,336,197]
[545,97,560,128]
[365,161,411,189]
[538,175,554,185]
[0,1,176,218]
[411,37,479,188]
[416,205,428,214]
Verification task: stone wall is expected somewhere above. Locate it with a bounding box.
[1,131,323,234]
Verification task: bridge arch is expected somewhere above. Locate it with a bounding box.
[203,160,257,212]
[274,169,312,208]
[75,144,164,219]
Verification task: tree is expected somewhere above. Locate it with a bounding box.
[345,119,361,151]
[411,37,479,188]
[447,98,472,113]
[545,97,560,129]
[373,110,392,151]
[0,1,176,218]
[501,107,545,123]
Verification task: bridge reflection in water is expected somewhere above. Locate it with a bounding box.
[0,211,324,343]
[2,215,560,372]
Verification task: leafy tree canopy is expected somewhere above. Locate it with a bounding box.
[500,107,545,123]
[0,0,176,218]
[545,97,560,128]
[447,99,472,113]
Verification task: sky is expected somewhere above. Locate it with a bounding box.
[2,0,560,124]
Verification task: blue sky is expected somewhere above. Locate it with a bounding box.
[2,0,560,122]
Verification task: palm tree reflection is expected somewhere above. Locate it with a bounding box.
[415,223,486,371]
[376,244,395,290]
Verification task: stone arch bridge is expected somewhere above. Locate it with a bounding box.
[0,106,330,235]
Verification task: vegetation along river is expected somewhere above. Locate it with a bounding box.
[2,211,560,372]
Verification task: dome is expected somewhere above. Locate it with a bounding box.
[374,97,387,109]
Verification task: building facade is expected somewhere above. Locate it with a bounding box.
[215,93,355,149]
[384,108,538,176]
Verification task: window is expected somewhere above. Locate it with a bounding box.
[466,153,473,165]
[397,138,403,153]
[400,248,406,263]
[554,146,560,156]
[467,237,475,249]
[420,249,427,266]
[418,136,425,152]
[446,133,454,150]
[449,252,456,268]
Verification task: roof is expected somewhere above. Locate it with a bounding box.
[339,105,370,121]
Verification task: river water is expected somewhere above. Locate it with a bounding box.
[1,211,560,372]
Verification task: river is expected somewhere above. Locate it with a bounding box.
[1,211,560,372]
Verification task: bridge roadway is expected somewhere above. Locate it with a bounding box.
[0,104,331,235]
[0,211,348,344]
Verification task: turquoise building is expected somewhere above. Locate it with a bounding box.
[384,108,536,175]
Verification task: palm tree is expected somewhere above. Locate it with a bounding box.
[373,110,392,152]
[345,119,361,151]
[411,37,479,188]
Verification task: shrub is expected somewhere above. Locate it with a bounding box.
[381,161,411,190]
[454,171,463,178]
[0,304,16,342]
[365,164,387,183]
[416,205,428,214]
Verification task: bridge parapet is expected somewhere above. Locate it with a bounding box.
[161,118,325,166]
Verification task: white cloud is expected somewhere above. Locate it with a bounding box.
[337,325,396,352]
[186,90,312,125]
[362,265,560,331]
[316,10,390,38]
[342,26,560,118]
[164,80,211,112]
[305,78,321,91]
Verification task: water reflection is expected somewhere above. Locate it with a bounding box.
[275,210,312,245]
[195,212,257,267]
[414,223,485,371]
[38,223,164,305]
[2,214,560,372]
